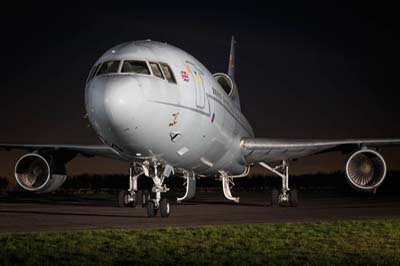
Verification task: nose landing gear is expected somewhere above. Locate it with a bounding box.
[159,198,170,217]
[144,162,172,218]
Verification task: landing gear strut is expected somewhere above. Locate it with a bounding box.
[144,162,172,217]
[259,161,298,207]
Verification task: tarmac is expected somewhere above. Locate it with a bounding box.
[0,191,399,233]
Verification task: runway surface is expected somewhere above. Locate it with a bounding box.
[1,192,400,233]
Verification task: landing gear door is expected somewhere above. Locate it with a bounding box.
[186,61,205,108]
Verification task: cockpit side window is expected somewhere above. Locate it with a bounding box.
[121,60,150,75]
[87,64,101,83]
[149,62,164,79]
[96,61,120,76]
[160,63,176,84]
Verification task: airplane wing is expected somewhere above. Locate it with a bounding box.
[240,138,400,163]
[0,143,121,160]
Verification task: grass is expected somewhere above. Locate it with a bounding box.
[1,220,400,266]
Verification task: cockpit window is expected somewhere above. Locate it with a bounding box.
[121,60,150,74]
[96,61,120,76]
[87,64,101,83]
[149,62,164,79]
[160,63,176,83]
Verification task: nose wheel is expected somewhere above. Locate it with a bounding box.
[142,162,173,217]
[146,201,157,217]
[160,198,171,217]
[146,198,170,218]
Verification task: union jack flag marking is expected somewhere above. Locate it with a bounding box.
[181,71,189,82]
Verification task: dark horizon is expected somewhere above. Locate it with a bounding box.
[1,3,399,180]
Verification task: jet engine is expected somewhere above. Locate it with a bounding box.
[213,73,241,108]
[345,149,386,192]
[15,153,67,193]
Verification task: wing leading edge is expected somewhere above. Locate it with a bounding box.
[0,143,121,160]
[240,138,400,164]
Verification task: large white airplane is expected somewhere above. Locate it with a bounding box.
[1,37,399,217]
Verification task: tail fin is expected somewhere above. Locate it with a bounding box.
[228,36,236,80]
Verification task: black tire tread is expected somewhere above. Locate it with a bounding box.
[118,190,127,208]
[271,188,279,208]
[136,190,143,207]
[147,201,157,217]
[160,198,170,218]
[289,189,299,207]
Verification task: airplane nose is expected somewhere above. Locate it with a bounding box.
[85,75,144,143]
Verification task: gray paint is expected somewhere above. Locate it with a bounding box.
[2,40,400,177]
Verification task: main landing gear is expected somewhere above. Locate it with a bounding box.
[118,162,172,217]
[259,161,299,207]
[117,163,151,208]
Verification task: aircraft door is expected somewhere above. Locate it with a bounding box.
[186,62,205,108]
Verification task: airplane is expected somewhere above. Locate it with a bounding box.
[1,37,399,217]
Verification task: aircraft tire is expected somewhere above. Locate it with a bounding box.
[271,188,279,207]
[147,201,157,217]
[143,190,151,207]
[136,190,144,207]
[289,189,299,207]
[160,198,170,218]
[118,190,128,208]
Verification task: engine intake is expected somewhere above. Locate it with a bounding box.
[15,153,67,193]
[213,73,241,108]
[345,149,386,192]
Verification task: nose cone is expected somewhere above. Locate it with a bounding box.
[85,75,144,146]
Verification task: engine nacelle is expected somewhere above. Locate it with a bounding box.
[345,149,386,192]
[15,153,67,193]
[213,73,240,109]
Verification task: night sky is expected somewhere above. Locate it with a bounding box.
[1,3,399,180]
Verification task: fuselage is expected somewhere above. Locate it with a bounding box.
[85,40,254,176]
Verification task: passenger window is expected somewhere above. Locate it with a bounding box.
[96,61,120,76]
[149,62,164,79]
[160,63,176,83]
[122,60,150,75]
